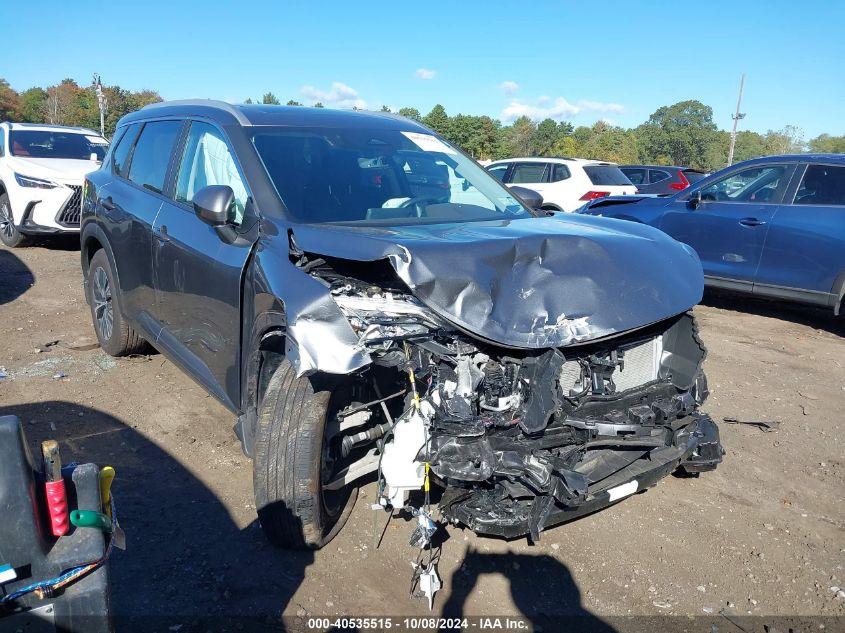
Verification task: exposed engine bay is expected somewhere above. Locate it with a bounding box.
[297,250,724,544]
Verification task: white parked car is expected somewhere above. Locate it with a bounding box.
[486,157,637,212]
[0,122,108,247]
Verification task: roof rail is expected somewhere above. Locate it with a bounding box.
[140,99,251,125]
[0,121,98,133]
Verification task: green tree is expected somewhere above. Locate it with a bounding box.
[19,87,47,122]
[313,102,324,108]
[244,97,254,104]
[422,104,449,135]
[531,118,560,156]
[505,116,537,156]
[763,125,804,154]
[581,121,639,163]
[286,100,302,106]
[635,100,718,168]
[380,105,391,112]
[398,107,421,122]
[262,92,280,105]
[809,133,845,153]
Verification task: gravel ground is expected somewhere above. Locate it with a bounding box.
[1,240,843,630]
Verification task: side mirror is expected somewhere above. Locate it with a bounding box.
[89,152,99,161]
[193,185,234,226]
[509,185,544,211]
[688,190,702,210]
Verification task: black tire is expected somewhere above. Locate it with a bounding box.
[0,193,29,248]
[87,249,147,356]
[253,360,358,549]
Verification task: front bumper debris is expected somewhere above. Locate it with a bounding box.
[440,414,723,539]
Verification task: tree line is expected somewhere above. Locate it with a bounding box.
[0,78,162,138]
[3,79,843,171]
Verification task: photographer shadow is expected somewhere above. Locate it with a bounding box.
[0,248,35,305]
[442,548,616,633]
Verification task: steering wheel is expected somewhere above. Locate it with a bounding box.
[397,195,445,218]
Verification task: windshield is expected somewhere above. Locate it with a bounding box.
[251,127,531,224]
[9,130,108,160]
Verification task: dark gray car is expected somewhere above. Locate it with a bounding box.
[81,101,722,549]
[621,165,708,195]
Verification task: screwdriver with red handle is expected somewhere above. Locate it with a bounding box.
[42,440,70,537]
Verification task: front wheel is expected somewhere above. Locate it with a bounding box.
[253,360,358,549]
[86,249,147,356]
[0,193,29,248]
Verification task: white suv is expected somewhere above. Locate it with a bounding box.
[486,157,637,212]
[0,122,108,247]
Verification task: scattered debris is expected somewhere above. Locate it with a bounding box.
[723,417,780,432]
[52,371,67,380]
[414,562,441,610]
[652,600,672,609]
[35,339,60,353]
[64,337,100,352]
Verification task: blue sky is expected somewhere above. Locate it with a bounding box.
[4,0,844,137]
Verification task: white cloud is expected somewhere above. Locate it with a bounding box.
[415,68,437,80]
[499,80,519,95]
[500,97,624,122]
[300,82,367,109]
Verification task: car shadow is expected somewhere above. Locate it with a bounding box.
[0,248,35,305]
[0,401,312,632]
[702,289,844,336]
[442,549,617,632]
[28,235,82,251]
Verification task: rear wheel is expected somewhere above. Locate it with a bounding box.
[253,360,358,549]
[0,193,29,248]
[87,249,147,356]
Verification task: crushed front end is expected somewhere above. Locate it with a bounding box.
[300,251,723,542]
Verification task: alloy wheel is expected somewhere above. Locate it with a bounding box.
[92,266,114,342]
[0,202,14,241]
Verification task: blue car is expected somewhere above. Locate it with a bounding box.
[579,154,845,316]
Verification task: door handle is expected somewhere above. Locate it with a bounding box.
[100,196,115,211]
[739,217,766,227]
[155,225,170,243]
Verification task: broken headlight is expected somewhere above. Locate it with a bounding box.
[332,289,444,350]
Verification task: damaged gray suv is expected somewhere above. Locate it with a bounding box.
[81,100,722,549]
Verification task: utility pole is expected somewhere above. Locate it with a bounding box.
[726,73,746,166]
[92,74,106,138]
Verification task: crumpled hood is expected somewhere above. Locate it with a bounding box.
[7,156,101,183]
[291,214,704,348]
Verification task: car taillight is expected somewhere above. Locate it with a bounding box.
[669,170,690,191]
[580,191,610,201]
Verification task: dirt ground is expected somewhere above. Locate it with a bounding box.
[1,239,844,630]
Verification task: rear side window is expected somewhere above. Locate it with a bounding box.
[551,164,571,182]
[584,165,631,186]
[794,165,845,206]
[112,123,142,178]
[510,163,548,184]
[127,121,182,194]
[487,164,508,182]
[621,167,646,185]
[649,169,671,183]
[0,127,5,156]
